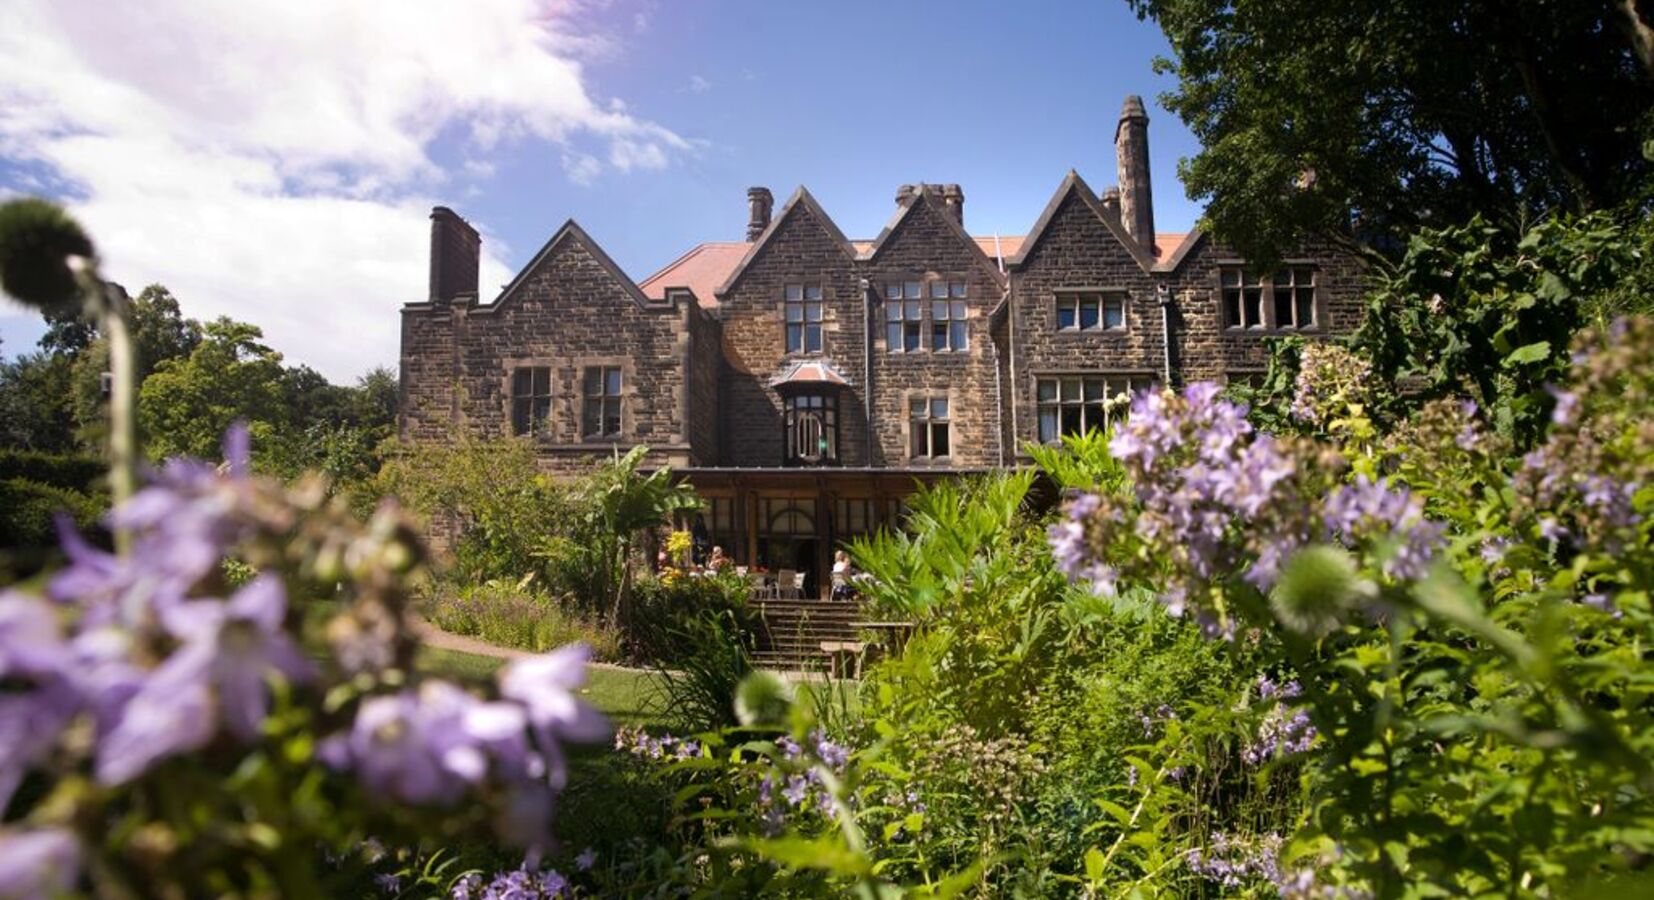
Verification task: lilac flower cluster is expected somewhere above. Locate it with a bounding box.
[450,865,570,899]
[1512,318,1653,556]
[614,726,702,762]
[1188,831,1369,898]
[1244,676,1316,764]
[1,429,317,812]
[1052,383,1444,638]
[1,425,609,891]
[1290,342,1373,430]
[321,644,609,852]
[750,730,856,834]
[1319,477,1445,582]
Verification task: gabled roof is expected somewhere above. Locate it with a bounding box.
[714,186,859,299]
[1004,170,1154,271]
[639,241,748,307]
[859,187,1007,284]
[484,219,653,312]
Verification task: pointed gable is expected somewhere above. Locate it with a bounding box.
[860,186,1006,285]
[714,187,857,298]
[486,219,653,311]
[1005,171,1153,272]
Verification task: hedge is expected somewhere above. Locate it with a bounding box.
[0,449,107,493]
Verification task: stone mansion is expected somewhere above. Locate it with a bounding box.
[399,96,1364,592]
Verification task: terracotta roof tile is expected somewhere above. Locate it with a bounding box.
[641,234,1033,304]
[637,241,750,307]
[769,359,852,388]
[1153,232,1189,261]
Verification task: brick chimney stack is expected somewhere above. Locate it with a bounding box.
[1115,95,1156,254]
[895,184,919,206]
[429,206,480,302]
[941,183,964,227]
[746,187,773,241]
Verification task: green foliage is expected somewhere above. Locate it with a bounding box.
[0,348,77,452]
[137,316,289,461]
[655,609,758,732]
[1128,0,1654,262]
[429,578,622,660]
[0,477,106,569]
[1354,214,1636,446]
[630,569,754,665]
[0,448,107,491]
[579,445,702,628]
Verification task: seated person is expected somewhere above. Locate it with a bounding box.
[707,545,731,573]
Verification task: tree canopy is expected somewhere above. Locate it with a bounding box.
[1128,0,1654,261]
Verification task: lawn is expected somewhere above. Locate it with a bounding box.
[416,646,667,727]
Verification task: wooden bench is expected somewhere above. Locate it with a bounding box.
[818,640,866,679]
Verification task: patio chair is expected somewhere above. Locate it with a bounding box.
[792,570,807,599]
[747,571,773,600]
[776,568,799,600]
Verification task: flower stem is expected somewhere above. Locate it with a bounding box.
[98,281,137,554]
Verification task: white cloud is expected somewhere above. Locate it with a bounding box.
[687,75,712,94]
[0,0,690,381]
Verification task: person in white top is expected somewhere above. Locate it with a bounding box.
[831,550,854,601]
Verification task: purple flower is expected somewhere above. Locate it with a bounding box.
[159,575,313,741]
[95,644,216,785]
[1547,386,1579,426]
[575,848,597,871]
[375,872,404,895]
[323,683,483,806]
[0,827,81,899]
[498,644,610,788]
[782,775,808,806]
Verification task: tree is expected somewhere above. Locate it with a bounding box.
[352,365,399,437]
[0,350,77,452]
[137,317,288,461]
[581,446,701,629]
[1127,0,1654,262]
[69,284,203,448]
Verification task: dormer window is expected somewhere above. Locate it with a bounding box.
[784,284,824,353]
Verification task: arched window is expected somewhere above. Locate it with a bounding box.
[783,393,838,466]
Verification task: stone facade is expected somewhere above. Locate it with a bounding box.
[397,95,1368,587]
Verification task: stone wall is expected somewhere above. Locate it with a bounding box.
[398,227,692,477]
[715,196,867,468]
[1164,235,1369,382]
[861,191,1006,467]
[1008,186,1166,454]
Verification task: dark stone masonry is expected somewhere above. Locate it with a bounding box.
[399,96,1366,593]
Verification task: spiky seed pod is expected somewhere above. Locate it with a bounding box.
[1270,544,1375,637]
[734,670,794,728]
[0,198,95,313]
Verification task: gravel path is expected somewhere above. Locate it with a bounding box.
[413,619,656,673]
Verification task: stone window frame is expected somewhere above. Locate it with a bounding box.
[783,283,825,355]
[1215,261,1322,332]
[904,390,955,462]
[1032,371,1158,444]
[883,279,926,353]
[575,356,633,441]
[1052,287,1129,335]
[929,279,970,353]
[501,359,557,439]
[781,391,840,467]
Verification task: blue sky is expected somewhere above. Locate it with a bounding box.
[0,0,1200,380]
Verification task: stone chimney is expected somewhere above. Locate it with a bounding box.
[1114,95,1156,254]
[1099,186,1122,220]
[746,187,773,241]
[940,183,964,227]
[429,206,480,302]
[895,184,919,206]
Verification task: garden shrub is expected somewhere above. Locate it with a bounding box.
[629,568,753,664]
[0,448,106,491]
[431,578,621,661]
